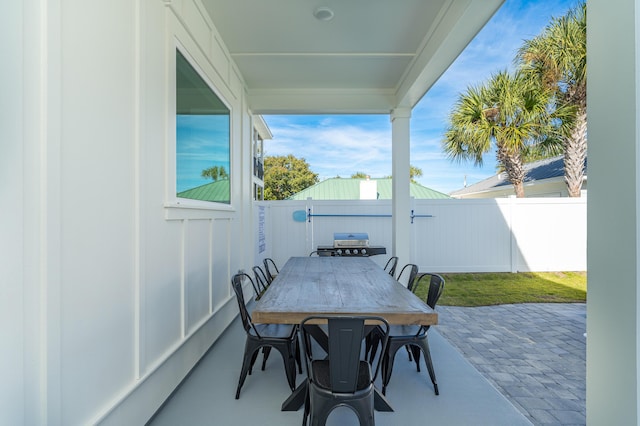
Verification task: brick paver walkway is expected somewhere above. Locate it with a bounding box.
[436,303,586,425]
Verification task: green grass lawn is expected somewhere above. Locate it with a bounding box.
[416,271,587,307]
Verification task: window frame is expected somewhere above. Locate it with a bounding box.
[167,43,234,213]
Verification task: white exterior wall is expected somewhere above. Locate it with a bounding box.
[2,1,256,424]
[1,3,26,425]
[258,198,587,273]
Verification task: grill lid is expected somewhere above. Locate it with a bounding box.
[333,232,369,248]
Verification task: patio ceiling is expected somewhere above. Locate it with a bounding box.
[201,0,504,114]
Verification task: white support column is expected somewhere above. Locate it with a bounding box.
[390,108,412,268]
[587,0,639,424]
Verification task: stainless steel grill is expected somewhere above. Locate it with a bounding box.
[316,233,386,257]
[333,232,369,248]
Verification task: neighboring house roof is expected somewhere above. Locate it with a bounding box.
[287,178,450,200]
[449,155,587,198]
[177,179,230,203]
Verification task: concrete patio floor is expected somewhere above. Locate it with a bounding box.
[147,306,534,426]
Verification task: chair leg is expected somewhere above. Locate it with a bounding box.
[236,341,259,399]
[295,337,303,374]
[418,337,439,395]
[410,345,421,371]
[273,345,297,391]
[382,338,439,396]
[381,342,402,395]
[423,338,440,395]
[308,392,334,426]
[302,381,310,426]
[261,346,272,370]
[249,349,260,375]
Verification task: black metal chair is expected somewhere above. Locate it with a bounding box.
[250,265,277,368]
[381,273,445,396]
[252,265,270,299]
[300,315,389,426]
[383,256,398,277]
[364,264,418,364]
[396,263,418,290]
[263,257,279,283]
[231,273,299,399]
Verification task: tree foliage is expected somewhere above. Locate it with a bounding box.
[441,2,585,198]
[201,165,228,182]
[264,154,319,200]
[382,165,423,183]
[353,165,423,183]
[443,70,570,197]
[409,165,423,183]
[517,2,586,197]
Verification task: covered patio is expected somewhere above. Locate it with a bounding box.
[4,0,638,425]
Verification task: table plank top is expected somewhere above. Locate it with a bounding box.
[252,257,438,325]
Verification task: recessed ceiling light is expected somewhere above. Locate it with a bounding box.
[313,7,334,21]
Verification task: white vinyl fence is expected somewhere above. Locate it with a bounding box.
[254,197,586,273]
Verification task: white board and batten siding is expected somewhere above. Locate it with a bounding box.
[8,1,257,425]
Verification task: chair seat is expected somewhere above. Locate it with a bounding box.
[311,360,372,391]
[250,323,297,339]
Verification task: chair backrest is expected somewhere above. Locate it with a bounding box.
[426,274,445,309]
[396,264,418,290]
[231,273,257,335]
[300,316,389,393]
[413,273,445,309]
[252,265,270,296]
[263,258,279,282]
[383,256,398,276]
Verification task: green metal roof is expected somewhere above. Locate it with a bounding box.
[177,179,230,203]
[287,178,450,200]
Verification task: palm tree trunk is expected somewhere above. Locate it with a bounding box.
[497,144,526,198]
[513,181,525,198]
[564,108,587,197]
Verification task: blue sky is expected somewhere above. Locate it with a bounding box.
[262,0,576,195]
[176,114,230,192]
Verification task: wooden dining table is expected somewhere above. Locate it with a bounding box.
[251,256,438,412]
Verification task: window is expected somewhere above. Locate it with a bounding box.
[175,50,230,204]
[254,183,264,201]
[253,128,264,181]
[252,125,266,200]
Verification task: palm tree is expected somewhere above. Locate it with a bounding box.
[517,3,587,197]
[443,70,565,197]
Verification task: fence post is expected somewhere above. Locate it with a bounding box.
[509,196,518,273]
